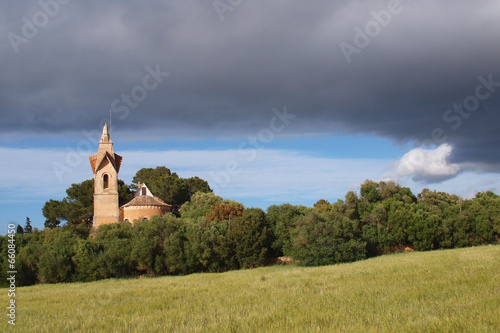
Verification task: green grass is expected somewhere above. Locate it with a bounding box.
[2,245,499,332]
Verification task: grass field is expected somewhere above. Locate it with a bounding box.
[2,245,499,332]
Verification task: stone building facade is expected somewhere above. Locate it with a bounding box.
[120,183,172,222]
[89,124,170,229]
[89,124,122,228]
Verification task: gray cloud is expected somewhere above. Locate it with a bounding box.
[1,0,500,169]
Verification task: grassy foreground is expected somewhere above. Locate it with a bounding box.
[2,245,499,332]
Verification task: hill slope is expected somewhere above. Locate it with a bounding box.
[3,245,499,332]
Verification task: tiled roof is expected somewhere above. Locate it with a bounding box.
[89,151,122,173]
[121,195,171,208]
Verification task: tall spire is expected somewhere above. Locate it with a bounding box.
[90,121,122,229]
[100,123,111,143]
[97,123,113,154]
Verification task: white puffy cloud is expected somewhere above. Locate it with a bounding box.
[395,144,460,183]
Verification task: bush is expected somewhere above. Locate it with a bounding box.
[290,212,366,266]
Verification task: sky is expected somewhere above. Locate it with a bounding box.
[1,0,500,231]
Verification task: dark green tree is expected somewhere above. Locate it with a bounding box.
[344,191,360,220]
[130,216,172,276]
[184,217,234,272]
[360,180,381,203]
[266,204,312,256]
[227,208,274,269]
[179,192,223,219]
[289,211,366,266]
[16,232,43,286]
[24,217,33,234]
[72,239,106,282]
[132,166,212,212]
[162,214,197,275]
[93,222,136,278]
[42,179,132,228]
[37,229,80,283]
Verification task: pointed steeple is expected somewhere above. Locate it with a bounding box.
[89,121,123,228]
[100,123,112,143]
[98,123,113,154]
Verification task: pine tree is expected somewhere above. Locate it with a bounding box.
[24,217,33,234]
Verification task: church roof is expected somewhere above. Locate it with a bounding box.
[89,124,122,174]
[121,195,171,208]
[120,183,171,208]
[89,151,122,174]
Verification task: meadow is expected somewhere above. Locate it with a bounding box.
[2,245,499,332]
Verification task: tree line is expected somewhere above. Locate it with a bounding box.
[1,168,498,286]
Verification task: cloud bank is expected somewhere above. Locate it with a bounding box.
[1,0,499,171]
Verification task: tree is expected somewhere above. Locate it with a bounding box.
[132,167,212,212]
[162,215,197,275]
[24,217,33,234]
[206,201,244,223]
[407,204,442,251]
[179,192,222,219]
[266,204,312,256]
[344,191,360,220]
[16,232,43,286]
[184,176,213,197]
[93,222,135,278]
[184,217,235,273]
[37,229,79,283]
[289,211,366,266]
[42,179,132,228]
[72,239,106,282]
[314,199,331,213]
[16,225,24,234]
[360,185,380,203]
[227,208,274,268]
[417,188,459,208]
[130,216,172,276]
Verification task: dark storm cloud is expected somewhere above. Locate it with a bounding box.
[1,0,499,167]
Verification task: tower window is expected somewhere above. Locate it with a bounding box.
[141,187,147,196]
[103,174,109,189]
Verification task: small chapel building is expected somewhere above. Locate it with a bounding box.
[120,183,172,223]
[89,124,171,229]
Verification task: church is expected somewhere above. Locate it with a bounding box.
[89,124,171,229]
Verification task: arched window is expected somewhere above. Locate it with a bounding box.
[103,174,109,189]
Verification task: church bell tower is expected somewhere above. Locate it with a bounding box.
[89,124,122,228]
